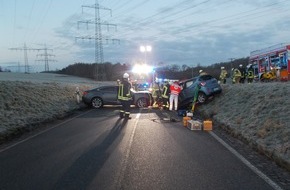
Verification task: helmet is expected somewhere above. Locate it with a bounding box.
[239,64,243,67]
[221,66,225,69]
[199,70,203,73]
[123,73,129,79]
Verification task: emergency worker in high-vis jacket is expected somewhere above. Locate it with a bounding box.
[118,73,132,119]
[233,68,241,84]
[246,64,254,83]
[152,82,161,108]
[219,66,227,84]
[239,64,246,83]
[161,81,170,109]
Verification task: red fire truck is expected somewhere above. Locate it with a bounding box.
[249,43,290,81]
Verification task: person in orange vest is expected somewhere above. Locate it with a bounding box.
[169,81,182,111]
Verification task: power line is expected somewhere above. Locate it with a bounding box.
[118,0,288,40]
[110,0,212,38]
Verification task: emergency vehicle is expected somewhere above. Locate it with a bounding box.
[249,43,290,81]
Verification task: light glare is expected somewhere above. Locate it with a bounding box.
[132,64,153,74]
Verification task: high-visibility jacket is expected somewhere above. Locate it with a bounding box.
[152,83,160,98]
[234,68,241,77]
[239,67,246,78]
[161,84,170,99]
[118,79,132,101]
[247,70,254,79]
[220,69,227,80]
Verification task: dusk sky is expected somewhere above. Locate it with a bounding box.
[0,0,290,72]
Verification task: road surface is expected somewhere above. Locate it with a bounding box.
[0,107,288,190]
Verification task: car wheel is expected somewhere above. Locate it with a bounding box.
[136,98,148,108]
[91,97,103,109]
[197,92,207,104]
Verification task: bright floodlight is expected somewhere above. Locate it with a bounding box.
[132,64,153,74]
[146,45,152,52]
[140,45,152,52]
[140,46,146,52]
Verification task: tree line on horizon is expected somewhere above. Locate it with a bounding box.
[52,58,249,81]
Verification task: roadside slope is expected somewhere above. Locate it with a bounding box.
[198,82,290,171]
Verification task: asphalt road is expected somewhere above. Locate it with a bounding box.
[0,107,285,190]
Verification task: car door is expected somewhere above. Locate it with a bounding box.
[99,86,119,104]
[179,79,197,105]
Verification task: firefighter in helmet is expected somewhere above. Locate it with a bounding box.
[239,64,246,83]
[161,81,170,109]
[118,73,132,119]
[219,66,227,84]
[151,82,161,108]
[232,67,241,84]
[246,64,254,83]
[230,68,235,82]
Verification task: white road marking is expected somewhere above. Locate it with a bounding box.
[0,109,94,153]
[116,112,140,188]
[209,131,283,190]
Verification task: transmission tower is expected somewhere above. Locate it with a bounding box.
[9,43,37,73]
[9,43,54,73]
[35,45,56,72]
[76,0,119,81]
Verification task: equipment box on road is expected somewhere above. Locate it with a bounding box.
[203,120,213,131]
[187,120,202,130]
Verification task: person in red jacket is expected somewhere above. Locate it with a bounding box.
[169,81,182,111]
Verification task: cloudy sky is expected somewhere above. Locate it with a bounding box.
[0,0,290,72]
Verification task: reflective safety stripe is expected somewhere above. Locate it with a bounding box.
[248,71,254,78]
[162,86,168,97]
[119,97,131,100]
[118,84,131,100]
[118,84,123,99]
[162,95,168,98]
[125,112,130,115]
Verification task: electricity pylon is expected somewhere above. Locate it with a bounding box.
[9,43,56,73]
[76,0,119,81]
[35,45,56,72]
[9,43,40,73]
